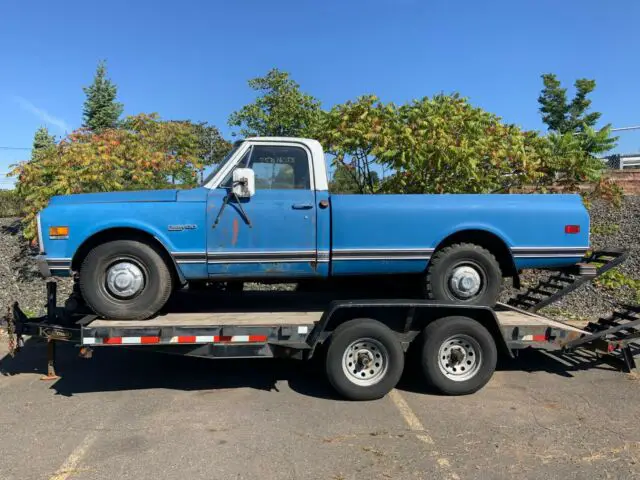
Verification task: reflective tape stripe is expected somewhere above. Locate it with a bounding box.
[84,335,268,345]
[521,334,547,342]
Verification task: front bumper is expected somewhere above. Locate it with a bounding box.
[37,255,51,277]
[36,256,72,278]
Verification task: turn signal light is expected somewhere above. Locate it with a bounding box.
[49,226,69,238]
[564,225,580,234]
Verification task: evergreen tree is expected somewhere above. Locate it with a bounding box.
[82,60,124,131]
[538,74,616,155]
[228,68,322,137]
[32,126,56,153]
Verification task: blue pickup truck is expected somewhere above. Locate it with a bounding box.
[36,137,590,319]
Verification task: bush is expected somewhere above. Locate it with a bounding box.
[11,113,204,239]
[0,189,21,218]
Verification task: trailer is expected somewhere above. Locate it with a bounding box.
[3,249,639,401]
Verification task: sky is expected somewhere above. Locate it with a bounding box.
[1,0,639,188]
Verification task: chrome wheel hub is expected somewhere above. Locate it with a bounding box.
[106,261,145,298]
[342,338,389,386]
[449,266,482,299]
[438,334,482,382]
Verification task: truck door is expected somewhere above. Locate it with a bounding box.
[206,143,319,277]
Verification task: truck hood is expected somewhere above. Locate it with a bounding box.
[48,189,178,206]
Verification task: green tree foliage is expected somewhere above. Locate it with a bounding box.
[228,68,322,137]
[538,74,617,155]
[321,93,609,196]
[318,95,390,194]
[188,121,232,181]
[32,126,56,154]
[12,114,203,238]
[382,95,546,193]
[82,60,124,131]
[330,165,380,194]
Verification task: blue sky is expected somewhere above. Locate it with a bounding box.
[1,0,639,188]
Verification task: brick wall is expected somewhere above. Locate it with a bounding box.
[606,170,640,195]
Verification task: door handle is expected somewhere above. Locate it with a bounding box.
[291,203,313,210]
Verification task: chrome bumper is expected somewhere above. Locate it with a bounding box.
[36,255,52,277]
[36,256,72,277]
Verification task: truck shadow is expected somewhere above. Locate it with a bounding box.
[2,337,637,399]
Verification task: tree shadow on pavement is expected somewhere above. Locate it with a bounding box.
[0,337,341,400]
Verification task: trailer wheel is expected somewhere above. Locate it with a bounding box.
[419,316,497,395]
[325,319,404,401]
[79,239,172,320]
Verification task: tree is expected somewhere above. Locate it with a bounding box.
[12,114,202,239]
[330,165,379,194]
[380,94,545,194]
[31,126,56,157]
[318,95,391,194]
[189,121,232,180]
[228,68,322,137]
[538,74,616,155]
[82,60,124,131]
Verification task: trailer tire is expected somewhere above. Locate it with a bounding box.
[79,239,173,320]
[325,318,404,401]
[419,316,497,395]
[425,243,501,306]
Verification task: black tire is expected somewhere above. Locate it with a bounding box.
[325,318,404,401]
[425,243,501,306]
[79,239,173,320]
[419,316,497,395]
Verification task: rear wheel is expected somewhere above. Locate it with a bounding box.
[79,239,173,320]
[325,318,404,401]
[425,243,501,306]
[419,316,497,395]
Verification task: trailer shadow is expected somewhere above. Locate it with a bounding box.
[0,337,341,400]
[397,345,640,396]
[3,337,638,400]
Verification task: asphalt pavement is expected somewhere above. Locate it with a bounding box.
[1,337,639,480]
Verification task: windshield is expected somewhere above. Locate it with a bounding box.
[199,141,243,186]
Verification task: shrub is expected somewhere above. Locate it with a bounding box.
[11,113,203,239]
[0,189,21,218]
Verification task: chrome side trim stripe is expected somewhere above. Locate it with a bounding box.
[170,246,589,264]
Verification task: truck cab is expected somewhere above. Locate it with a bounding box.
[200,137,331,278]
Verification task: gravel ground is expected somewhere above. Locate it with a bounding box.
[1,197,638,321]
[0,218,73,317]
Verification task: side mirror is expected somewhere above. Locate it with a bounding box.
[232,168,255,198]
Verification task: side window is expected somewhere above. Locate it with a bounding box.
[247,145,311,190]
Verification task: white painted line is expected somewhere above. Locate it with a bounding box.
[388,390,459,479]
[388,389,431,438]
[49,428,100,480]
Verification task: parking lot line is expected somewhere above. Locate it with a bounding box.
[388,389,433,443]
[49,428,101,480]
[388,389,460,479]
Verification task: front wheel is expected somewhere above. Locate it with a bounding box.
[419,316,497,395]
[79,239,173,320]
[325,318,405,401]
